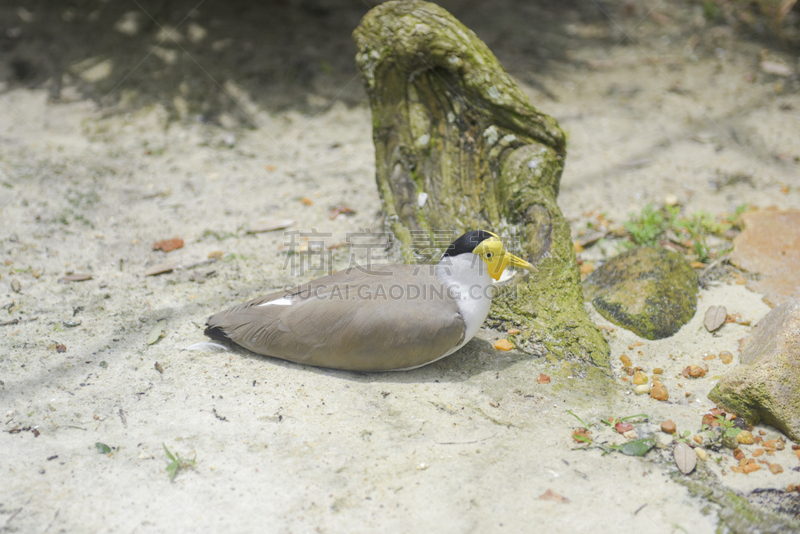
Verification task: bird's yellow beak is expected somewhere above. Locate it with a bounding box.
[473,237,537,281]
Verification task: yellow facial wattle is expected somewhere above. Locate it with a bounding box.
[472,236,536,280]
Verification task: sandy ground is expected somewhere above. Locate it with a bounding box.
[2,1,800,533]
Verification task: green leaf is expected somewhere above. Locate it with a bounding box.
[166,462,178,481]
[163,443,176,462]
[610,437,655,457]
[565,410,590,430]
[95,442,112,454]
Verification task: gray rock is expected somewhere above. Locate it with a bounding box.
[583,246,698,340]
[708,299,800,441]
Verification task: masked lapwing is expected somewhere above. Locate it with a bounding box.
[204,230,535,371]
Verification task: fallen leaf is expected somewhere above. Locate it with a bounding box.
[247,219,296,233]
[537,373,551,384]
[329,206,356,219]
[674,442,696,474]
[153,238,184,253]
[612,437,655,457]
[760,60,792,77]
[61,274,93,282]
[538,489,569,503]
[704,305,727,332]
[146,320,167,345]
[145,261,180,276]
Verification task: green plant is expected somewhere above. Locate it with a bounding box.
[624,204,667,246]
[702,414,742,441]
[565,410,590,429]
[599,413,649,428]
[163,443,195,481]
[674,430,692,444]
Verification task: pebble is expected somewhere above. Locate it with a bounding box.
[664,194,679,206]
[734,449,745,460]
[683,365,706,378]
[622,429,638,440]
[633,371,648,385]
[507,328,521,335]
[653,368,663,375]
[737,430,755,445]
[634,384,651,395]
[620,354,632,367]
[719,351,734,364]
[63,319,82,328]
[770,464,784,474]
[650,386,669,401]
[695,448,708,461]
[661,420,676,434]
[494,339,513,351]
[11,279,21,293]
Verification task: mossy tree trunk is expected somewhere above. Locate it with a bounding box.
[353,0,608,370]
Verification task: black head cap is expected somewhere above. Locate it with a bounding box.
[441,230,496,258]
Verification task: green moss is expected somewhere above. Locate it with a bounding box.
[584,247,698,340]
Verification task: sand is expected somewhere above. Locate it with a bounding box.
[2,1,800,532]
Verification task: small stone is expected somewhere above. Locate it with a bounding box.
[507,328,521,335]
[650,386,669,401]
[743,463,761,474]
[615,422,634,433]
[734,449,745,460]
[752,448,764,457]
[737,430,755,445]
[651,379,663,388]
[661,420,676,434]
[11,279,21,292]
[719,351,733,364]
[695,448,708,461]
[653,368,663,375]
[620,354,632,367]
[622,429,638,440]
[664,194,679,207]
[769,464,783,474]
[634,384,651,395]
[416,462,428,471]
[683,365,706,378]
[63,319,82,328]
[693,435,704,445]
[580,263,595,275]
[537,373,551,384]
[494,339,513,351]
[633,371,648,385]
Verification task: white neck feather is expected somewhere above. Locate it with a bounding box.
[436,253,494,354]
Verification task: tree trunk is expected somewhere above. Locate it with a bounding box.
[353,0,609,371]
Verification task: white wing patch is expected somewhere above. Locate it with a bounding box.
[257,296,292,307]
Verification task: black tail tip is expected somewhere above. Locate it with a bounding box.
[204,323,231,342]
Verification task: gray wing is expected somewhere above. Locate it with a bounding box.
[204,265,466,371]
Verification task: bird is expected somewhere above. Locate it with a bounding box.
[204,230,535,371]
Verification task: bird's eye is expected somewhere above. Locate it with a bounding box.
[485,252,493,259]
